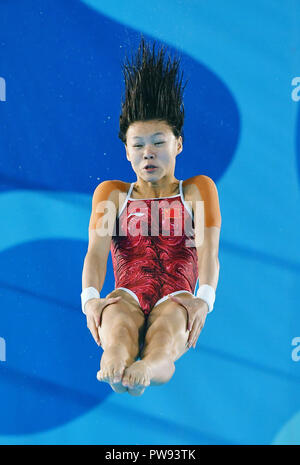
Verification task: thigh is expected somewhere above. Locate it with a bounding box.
[142,292,192,361]
[99,288,146,349]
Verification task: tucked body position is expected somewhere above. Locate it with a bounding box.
[81,37,221,396]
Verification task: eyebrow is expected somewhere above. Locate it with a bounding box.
[132,132,165,140]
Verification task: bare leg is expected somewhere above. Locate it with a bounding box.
[122,297,190,396]
[97,327,138,393]
[142,348,176,386]
[97,291,145,393]
[122,330,176,396]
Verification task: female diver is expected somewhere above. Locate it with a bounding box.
[81,36,221,396]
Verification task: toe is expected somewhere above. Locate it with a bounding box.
[113,373,122,383]
[128,385,146,397]
[112,364,126,383]
[99,367,108,381]
[122,375,129,386]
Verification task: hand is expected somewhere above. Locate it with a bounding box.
[168,295,208,349]
[85,296,122,346]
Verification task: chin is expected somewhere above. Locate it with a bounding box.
[142,174,160,182]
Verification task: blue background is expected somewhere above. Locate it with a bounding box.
[0,0,299,445]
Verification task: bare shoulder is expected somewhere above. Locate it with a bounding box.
[182,175,221,228]
[182,175,217,201]
[92,179,129,209]
[89,180,130,231]
[93,179,128,195]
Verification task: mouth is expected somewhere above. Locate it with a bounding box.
[143,165,158,172]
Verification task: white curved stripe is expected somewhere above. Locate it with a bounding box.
[271,410,300,445]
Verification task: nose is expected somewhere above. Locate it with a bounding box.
[143,146,155,159]
[143,153,155,160]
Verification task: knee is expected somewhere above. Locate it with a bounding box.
[144,323,175,354]
[102,304,136,331]
[101,321,140,358]
[111,317,139,344]
[100,306,139,344]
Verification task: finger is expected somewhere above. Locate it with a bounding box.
[102,296,122,312]
[186,320,196,347]
[168,295,192,331]
[107,296,122,303]
[192,324,203,348]
[87,317,101,346]
[99,296,122,321]
[94,313,101,329]
[188,320,201,347]
[191,330,198,348]
[192,335,198,349]
[168,295,183,305]
[94,318,102,347]
[95,296,122,330]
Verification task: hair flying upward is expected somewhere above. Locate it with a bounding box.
[118,35,188,144]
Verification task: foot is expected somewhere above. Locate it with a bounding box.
[97,348,131,393]
[122,360,152,396]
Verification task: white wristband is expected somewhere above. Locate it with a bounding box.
[196,284,215,313]
[81,287,100,314]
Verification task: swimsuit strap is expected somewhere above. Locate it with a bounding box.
[179,179,183,197]
[118,182,135,219]
[128,182,135,198]
[179,179,194,218]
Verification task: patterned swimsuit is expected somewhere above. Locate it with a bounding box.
[110,180,199,316]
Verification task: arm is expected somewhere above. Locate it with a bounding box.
[82,180,124,344]
[183,174,221,318]
[82,180,120,295]
[196,227,220,291]
[187,174,221,292]
[82,235,111,298]
[169,175,221,348]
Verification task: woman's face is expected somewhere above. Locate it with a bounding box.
[125,120,183,182]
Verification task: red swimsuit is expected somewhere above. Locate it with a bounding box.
[110,181,199,316]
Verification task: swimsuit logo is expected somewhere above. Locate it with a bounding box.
[128,212,145,219]
[127,209,148,236]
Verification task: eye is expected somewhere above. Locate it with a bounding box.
[133,141,164,148]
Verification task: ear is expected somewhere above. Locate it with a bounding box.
[176,136,183,156]
[125,144,130,161]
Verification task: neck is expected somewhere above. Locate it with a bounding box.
[133,176,180,198]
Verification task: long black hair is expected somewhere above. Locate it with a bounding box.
[119,35,188,144]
